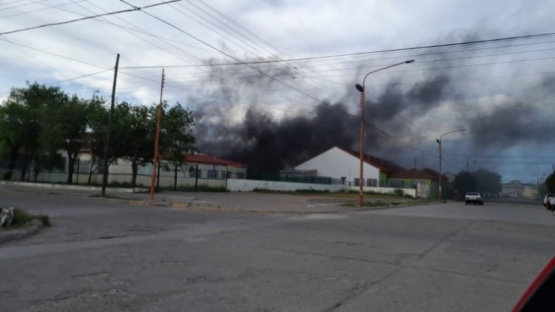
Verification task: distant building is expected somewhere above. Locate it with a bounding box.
[293,146,405,187]
[501,180,538,199]
[388,168,441,199]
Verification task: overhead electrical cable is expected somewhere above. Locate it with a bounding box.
[0,0,181,35]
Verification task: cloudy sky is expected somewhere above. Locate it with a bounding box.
[1,0,555,183]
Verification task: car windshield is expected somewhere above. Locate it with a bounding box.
[467,192,480,196]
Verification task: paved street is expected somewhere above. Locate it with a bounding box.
[1,188,554,311]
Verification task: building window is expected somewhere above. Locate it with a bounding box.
[366,179,378,187]
[189,168,200,178]
[236,172,245,179]
[207,169,217,179]
[221,171,228,179]
[354,178,360,186]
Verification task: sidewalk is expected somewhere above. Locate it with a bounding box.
[0,182,370,214]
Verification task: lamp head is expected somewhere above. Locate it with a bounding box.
[405,60,415,64]
[355,84,364,92]
[436,139,440,144]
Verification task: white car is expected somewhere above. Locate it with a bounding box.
[465,192,483,205]
[543,193,555,209]
[548,196,555,212]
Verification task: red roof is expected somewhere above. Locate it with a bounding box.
[338,147,405,174]
[184,154,247,167]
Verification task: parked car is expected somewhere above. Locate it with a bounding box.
[465,192,483,205]
[548,196,555,212]
[543,193,555,210]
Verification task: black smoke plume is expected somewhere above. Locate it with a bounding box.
[191,41,555,175]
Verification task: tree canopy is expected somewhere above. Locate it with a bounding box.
[0,83,196,186]
[452,169,502,197]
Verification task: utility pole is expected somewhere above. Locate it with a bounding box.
[150,69,165,199]
[438,140,442,201]
[101,53,120,197]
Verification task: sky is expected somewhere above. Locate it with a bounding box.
[1,0,555,183]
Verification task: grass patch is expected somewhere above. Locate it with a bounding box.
[5,208,51,228]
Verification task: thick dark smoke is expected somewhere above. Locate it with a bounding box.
[192,67,455,173]
[191,39,555,175]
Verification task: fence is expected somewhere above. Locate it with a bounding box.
[248,172,343,185]
[0,165,415,195]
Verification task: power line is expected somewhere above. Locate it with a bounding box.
[120,0,326,104]
[0,0,181,36]
[0,36,108,69]
[63,0,209,67]
[0,0,87,18]
[119,32,555,69]
[0,0,49,12]
[175,0,341,93]
[0,69,111,97]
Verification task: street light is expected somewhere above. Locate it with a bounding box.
[355,59,415,207]
[436,128,467,201]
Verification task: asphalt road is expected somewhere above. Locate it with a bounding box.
[1,189,554,312]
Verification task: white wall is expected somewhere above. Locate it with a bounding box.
[227,179,415,196]
[227,179,345,192]
[346,186,416,197]
[295,147,379,185]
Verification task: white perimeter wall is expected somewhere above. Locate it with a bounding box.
[227,179,415,197]
[346,186,416,197]
[294,147,379,184]
[227,179,344,192]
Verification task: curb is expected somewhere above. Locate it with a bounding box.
[0,222,43,245]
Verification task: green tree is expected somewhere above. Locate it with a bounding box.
[0,100,26,179]
[474,169,502,195]
[118,103,156,188]
[84,96,109,184]
[452,170,477,198]
[545,172,555,193]
[453,169,502,198]
[0,83,66,180]
[159,102,196,166]
[40,94,94,184]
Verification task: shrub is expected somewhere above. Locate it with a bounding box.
[8,208,51,227]
[393,189,404,197]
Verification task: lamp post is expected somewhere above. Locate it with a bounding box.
[436,128,467,201]
[355,60,414,207]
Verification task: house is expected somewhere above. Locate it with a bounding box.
[501,180,538,199]
[293,146,405,187]
[72,150,247,189]
[388,168,440,199]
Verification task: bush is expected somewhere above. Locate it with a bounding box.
[8,208,51,228]
[393,189,404,197]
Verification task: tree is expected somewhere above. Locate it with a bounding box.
[117,103,156,188]
[545,172,555,193]
[474,169,502,195]
[0,83,66,180]
[40,94,93,184]
[159,102,196,166]
[453,170,477,198]
[0,100,25,179]
[85,96,109,184]
[452,169,502,198]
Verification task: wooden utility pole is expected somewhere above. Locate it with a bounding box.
[101,53,120,197]
[150,69,165,199]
